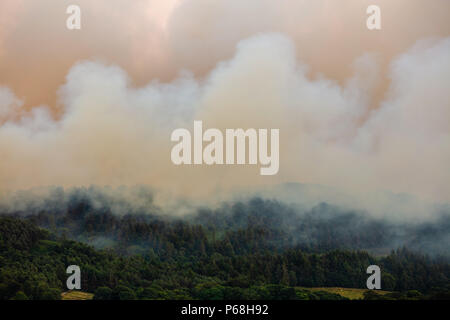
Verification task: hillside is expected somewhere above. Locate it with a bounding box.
[0,216,449,300]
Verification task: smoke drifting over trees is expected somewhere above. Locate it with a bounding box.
[1,185,449,258]
[0,0,449,221]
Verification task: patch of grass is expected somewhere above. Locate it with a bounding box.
[61,291,94,300]
[297,287,391,300]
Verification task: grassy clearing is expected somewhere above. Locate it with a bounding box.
[298,287,391,300]
[61,291,94,300]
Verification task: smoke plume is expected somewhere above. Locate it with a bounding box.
[0,0,449,220]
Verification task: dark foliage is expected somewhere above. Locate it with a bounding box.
[0,215,448,300]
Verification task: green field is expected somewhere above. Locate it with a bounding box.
[61,291,94,300]
[297,287,391,300]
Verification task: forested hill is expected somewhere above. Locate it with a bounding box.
[0,215,449,300]
[12,196,450,258]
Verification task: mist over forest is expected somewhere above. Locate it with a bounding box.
[1,184,449,301]
[1,184,449,259]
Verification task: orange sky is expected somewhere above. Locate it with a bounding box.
[0,0,449,112]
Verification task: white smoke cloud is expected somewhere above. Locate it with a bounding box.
[0,87,23,121]
[0,31,449,219]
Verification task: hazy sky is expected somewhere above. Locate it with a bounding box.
[1,0,449,109]
[0,0,449,214]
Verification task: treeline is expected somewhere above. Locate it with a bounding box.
[0,216,449,300]
[14,196,449,258]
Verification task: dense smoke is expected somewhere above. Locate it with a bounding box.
[1,186,449,257]
[0,0,449,220]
